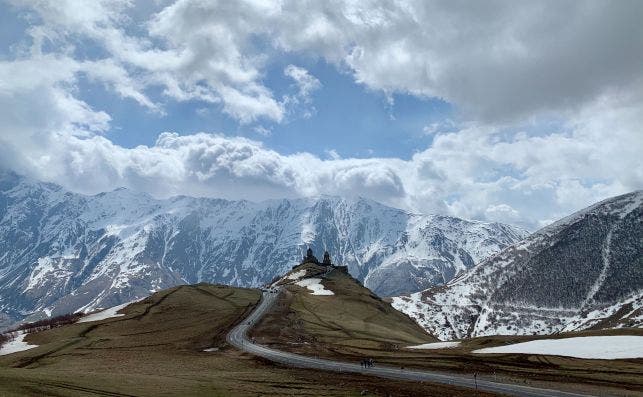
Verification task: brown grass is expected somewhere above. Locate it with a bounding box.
[0,282,498,396]
[252,265,643,397]
[11,312,85,333]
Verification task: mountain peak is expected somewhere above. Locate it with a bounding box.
[393,190,643,340]
[0,174,526,330]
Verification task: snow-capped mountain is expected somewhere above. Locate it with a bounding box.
[392,191,643,340]
[0,172,526,329]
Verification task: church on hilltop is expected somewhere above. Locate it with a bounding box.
[293,247,349,273]
[301,247,334,266]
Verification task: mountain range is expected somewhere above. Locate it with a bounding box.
[392,190,643,340]
[0,171,526,329]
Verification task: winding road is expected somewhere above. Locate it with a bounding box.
[226,289,594,397]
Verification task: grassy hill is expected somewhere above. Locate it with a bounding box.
[252,264,643,396]
[2,267,640,396]
[251,263,436,357]
[0,283,492,396]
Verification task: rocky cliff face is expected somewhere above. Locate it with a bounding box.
[392,191,643,340]
[0,172,526,328]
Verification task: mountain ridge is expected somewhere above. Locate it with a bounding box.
[0,171,527,329]
[392,190,643,340]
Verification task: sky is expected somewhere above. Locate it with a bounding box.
[0,0,641,230]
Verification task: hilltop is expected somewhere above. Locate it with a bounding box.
[246,258,643,395]
[251,260,437,356]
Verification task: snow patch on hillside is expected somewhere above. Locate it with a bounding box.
[473,335,643,359]
[77,301,133,323]
[0,331,38,356]
[295,278,334,295]
[563,292,643,332]
[25,257,74,292]
[407,341,461,349]
[286,269,307,281]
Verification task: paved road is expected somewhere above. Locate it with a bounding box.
[226,289,594,397]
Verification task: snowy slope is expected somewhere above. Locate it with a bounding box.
[473,335,643,360]
[0,331,38,356]
[392,191,643,340]
[0,172,526,329]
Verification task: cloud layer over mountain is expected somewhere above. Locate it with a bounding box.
[1,0,642,229]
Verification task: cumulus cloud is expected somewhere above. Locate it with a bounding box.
[0,0,642,229]
[3,90,641,230]
[7,0,286,123]
[10,0,642,124]
[268,0,643,122]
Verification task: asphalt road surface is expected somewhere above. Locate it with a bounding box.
[227,289,594,397]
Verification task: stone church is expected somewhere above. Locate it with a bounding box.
[301,247,333,266]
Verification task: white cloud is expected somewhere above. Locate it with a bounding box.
[284,64,321,103]
[335,1,643,123]
[283,64,322,118]
[252,126,272,137]
[6,0,643,124]
[485,204,521,225]
[0,0,641,230]
[3,91,640,230]
[7,0,286,123]
[422,119,457,136]
[325,149,341,160]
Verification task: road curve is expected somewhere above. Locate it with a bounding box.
[226,289,594,397]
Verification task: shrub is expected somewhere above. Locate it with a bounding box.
[0,332,9,346]
[12,312,84,334]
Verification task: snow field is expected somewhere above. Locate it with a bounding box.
[77,301,133,323]
[473,335,643,359]
[286,269,307,281]
[0,331,38,356]
[295,278,335,295]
